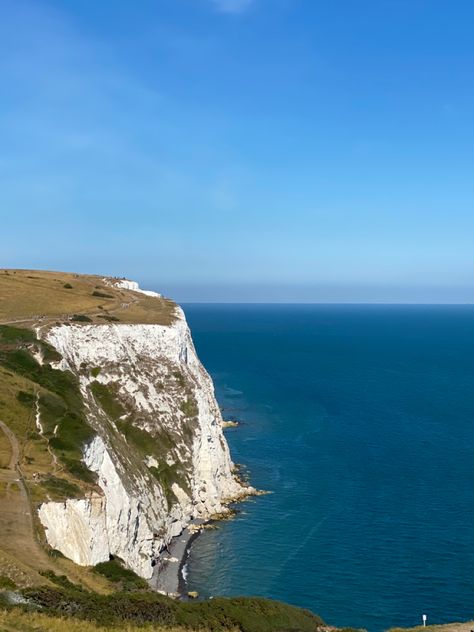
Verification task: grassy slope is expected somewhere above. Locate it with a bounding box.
[0,586,325,632]
[0,609,200,632]
[0,269,351,630]
[0,269,176,326]
[0,269,178,589]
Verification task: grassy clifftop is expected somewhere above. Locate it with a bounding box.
[0,270,177,591]
[0,269,175,326]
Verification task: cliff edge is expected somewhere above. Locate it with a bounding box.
[0,269,250,583]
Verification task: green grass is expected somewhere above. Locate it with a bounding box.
[0,575,17,589]
[16,586,324,631]
[0,325,36,344]
[0,609,192,632]
[116,420,159,454]
[90,381,192,505]
[115,418,192,505]
[40,475,81,499]
[90,381,125,420]
[39,570,85,591]
[149,463,190,506]
[16,390,35,406]
[93,560,148,591]
[180,398,198,418]
[0,325,95,486]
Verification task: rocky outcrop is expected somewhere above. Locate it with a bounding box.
[37,287,248,579]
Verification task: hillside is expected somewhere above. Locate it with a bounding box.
[0,269,337,631]
[0,268,248,582]
[0,269,175,326]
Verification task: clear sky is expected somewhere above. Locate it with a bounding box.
[1,0,474,302]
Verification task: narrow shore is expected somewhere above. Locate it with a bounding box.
[150,519,205,596]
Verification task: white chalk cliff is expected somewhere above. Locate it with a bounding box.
[37,284,247,579]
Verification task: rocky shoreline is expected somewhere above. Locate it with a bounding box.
[150,519,205,597]
[151,485,267,598]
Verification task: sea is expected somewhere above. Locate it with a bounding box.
[181,304,474,632]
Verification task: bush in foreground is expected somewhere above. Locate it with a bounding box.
[17,586,324,631]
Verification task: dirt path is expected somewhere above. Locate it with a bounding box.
[0,420,49,574]
[0,419,20,471]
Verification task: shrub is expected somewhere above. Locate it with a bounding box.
[61,458,97,484]
[90,381,124,420]
[71,314,92,323]
[63,283,73,289]
[20,587,324,631]
[39,570,84,592]
[21,588,177,626]
[92,291,113,299]
[0,325,36,344]
[40,475,81,498]
[93,560,148,591]
[180,398,198,418]
[16,390,35,406]
[0,576,16,589]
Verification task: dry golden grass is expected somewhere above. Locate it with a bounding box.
[390,623,474,632]
[0,609,214,632]
[0,269,176,326]
[0,431,10,469]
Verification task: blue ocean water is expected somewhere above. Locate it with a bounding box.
[182,305,474,632]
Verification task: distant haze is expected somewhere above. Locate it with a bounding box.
[2,0,474,302]
[152,282,474,304]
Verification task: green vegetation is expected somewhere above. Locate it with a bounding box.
[16,390,35,406]
[149,462,190,506]
[0,325,95,485]
[97,314,120,322]
[180,398,198,418]
[90,367,101,378]
[0,325,36,344]
[0,610,181,632]
[173,371,186,387]
[90,381,125,420]
[93,559,148,591]
[114,418,191,505]
[40,475,81,499]
[39,570,85,591]
[9,585,324,631]
[0,575,16,589]
[92,291,114,299]
[116,420,158,453]
[63,283,73,289]
[72,314,93,322]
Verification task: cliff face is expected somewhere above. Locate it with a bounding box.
[37,296,245,579]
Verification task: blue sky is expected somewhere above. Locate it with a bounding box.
[1,0,474,302]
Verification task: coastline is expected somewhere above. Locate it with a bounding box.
[177,527,202,597]
[151,519,205,596]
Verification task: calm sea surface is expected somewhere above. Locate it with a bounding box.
[182,305,474,632]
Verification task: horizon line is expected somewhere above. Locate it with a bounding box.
[178,301,474,306]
